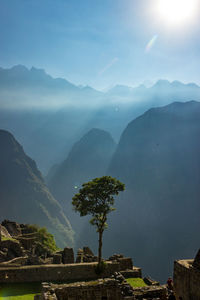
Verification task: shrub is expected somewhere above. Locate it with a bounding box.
[27,225,58,256]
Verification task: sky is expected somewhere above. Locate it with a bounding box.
[0,0,200,90]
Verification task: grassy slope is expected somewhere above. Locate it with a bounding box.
[0,283,41,300]
[126,278,147,287]
[1,237,18,242]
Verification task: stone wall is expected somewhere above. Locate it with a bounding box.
[0,261,120,283]
[133,286,167,300]
[42,279,126,300]
[121,267,142,279]
[174,259,200,300]
[117,258,133,271]
[39,277,167,300]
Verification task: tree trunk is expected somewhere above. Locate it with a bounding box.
[98,230,103,265]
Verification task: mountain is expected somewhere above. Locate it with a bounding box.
[1,65,200,174]
[0,65,102,110]
[0,129,74,248]
[48,128,116,232]
[0,65,92,93]
[78,101,200,281]
[108,100,200,281]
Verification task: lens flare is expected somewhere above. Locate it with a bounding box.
[145,35,158,53]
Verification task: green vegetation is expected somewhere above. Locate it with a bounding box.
[1,236,18,243]
[126,278,148,287]
[27,225,59,255]
[72,176,125,266]
[0,283,41,300]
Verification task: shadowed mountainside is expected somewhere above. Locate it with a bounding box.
[0,129,74,248]
[108,100,200,280]
[48,128,116,233]
[78,101,200,282]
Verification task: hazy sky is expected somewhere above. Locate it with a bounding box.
[1,0,200,89]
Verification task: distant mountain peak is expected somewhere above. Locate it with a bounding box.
[11,64,28,71]
[153,79,171,87]
[30,66,46,74]
[85,127,113,136]
[152,79,200,90]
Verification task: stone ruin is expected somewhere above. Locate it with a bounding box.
[39,271,167,300]
[192,248,200,270]
[0,219,169,300]
[0,220,102,267]
[174,248,200,300]
[53,247,74,264]
[0,220,77,266]
[76,246,98,263]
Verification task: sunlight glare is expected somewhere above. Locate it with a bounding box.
[155,0,199,27]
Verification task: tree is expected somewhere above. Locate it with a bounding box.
[72,176,125,266]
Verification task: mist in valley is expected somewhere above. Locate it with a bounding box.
[1,0,200,283]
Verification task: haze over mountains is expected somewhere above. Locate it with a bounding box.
[0,65,200,281]
[73,100,200,281]
[0,65,200,172]
[48,128,116,234]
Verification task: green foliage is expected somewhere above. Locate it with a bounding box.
[126,278,148,287]
[72,176,125,265]
[1,236,19,243]
[27,225,58,255]
[72,176,125,232]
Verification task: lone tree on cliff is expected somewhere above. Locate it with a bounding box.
[72,176,125,266]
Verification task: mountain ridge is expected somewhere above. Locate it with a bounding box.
[0,129,74,248]
[1,65,200,94]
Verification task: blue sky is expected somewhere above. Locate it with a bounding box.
[0,0,200,89]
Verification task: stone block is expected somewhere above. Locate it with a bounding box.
[193,249,200,270]
[62,247,74,264]
[76,249,83,263]
[83,247,94,256]
[143,277,160,286]
[121,267,142,279]
[53,254,62,264]
[117,257,133,271]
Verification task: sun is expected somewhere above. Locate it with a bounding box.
[154,0,199,27]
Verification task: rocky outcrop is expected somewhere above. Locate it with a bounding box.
[2,220,22,237]
[0,224,11,239]
[0,220,54,265]
[0,239,25,262]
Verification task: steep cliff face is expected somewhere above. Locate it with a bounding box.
[109,100,200,186]
[48,128,116,234]
[0,129,74,248]
[104,101,200,280]
[49,128,116,207]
